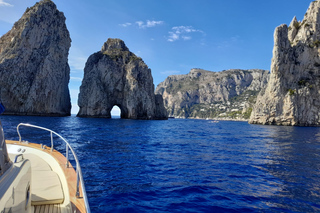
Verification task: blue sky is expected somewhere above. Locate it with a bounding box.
[0,0,313,115]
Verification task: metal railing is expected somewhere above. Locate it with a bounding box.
[16,123,91,213]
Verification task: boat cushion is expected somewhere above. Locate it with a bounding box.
[31,171,64,205]
[8,153,52,171]
[23,154,52,171]
[9,153,64,205]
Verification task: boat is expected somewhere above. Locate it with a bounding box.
[0,121,90,212]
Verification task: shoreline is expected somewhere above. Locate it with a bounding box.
[171,116,248,122]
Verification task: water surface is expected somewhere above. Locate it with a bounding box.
[2,115,320,212]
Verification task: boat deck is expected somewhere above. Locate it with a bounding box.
[6,140,87,213]
[34,204,61,213]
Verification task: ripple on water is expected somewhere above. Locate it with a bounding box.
[2,117,320,212]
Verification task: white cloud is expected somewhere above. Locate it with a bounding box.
[182,36,192,41]
[167,26,204,42]
[69,56,87,71]
[168,32,179,42]
[160,70,181,75]
[119,22,132,27]
[146,20,163,28]
[217,36,241,49]
[136,20,164,29]
[0,0,13,7]
[70,77,83,81]
[135,21,143,28]
[120,20,164,29]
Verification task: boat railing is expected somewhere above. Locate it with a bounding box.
[16,123,90,213]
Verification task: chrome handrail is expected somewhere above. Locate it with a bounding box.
[14,154,24,163]
[16,123,91,213]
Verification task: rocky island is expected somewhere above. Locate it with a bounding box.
[77,38,168,120]
[156,68,269,120]
[249,0,320,126]
[0,0,71,116]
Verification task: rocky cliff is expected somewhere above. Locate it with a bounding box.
[249,0,320,126]
[155,69,269,120]
[0,0,71,116]
[77,38,167,120]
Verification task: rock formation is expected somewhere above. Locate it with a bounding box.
[249,0,320,126]
[77,38,168,120]
[155,68,269,120]
[0,0,71,116]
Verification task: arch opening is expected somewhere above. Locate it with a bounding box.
[110,105,121,119]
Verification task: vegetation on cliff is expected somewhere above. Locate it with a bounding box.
[156,69,269,120]
[249,0,320,126]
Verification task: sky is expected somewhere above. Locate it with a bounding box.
[0,0,313,115]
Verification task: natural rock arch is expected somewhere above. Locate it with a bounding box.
[110,105,121,117]
[108,104,128,119]
[77,38,167,120]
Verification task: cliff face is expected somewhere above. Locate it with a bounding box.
[155,69,269,120]
[77,38,167,120]
[249,0,320,126]
[0,0,71,116]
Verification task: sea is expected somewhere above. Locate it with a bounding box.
[1,115,320,213]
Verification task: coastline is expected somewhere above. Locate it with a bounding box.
[172,116,248,122]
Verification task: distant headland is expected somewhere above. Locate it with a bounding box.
[155,68,269,121]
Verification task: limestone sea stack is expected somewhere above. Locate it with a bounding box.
[249,0,320,126]
[0,0,71,116]
[77,38,168,120]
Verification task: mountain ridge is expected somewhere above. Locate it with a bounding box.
[156,68,269,120]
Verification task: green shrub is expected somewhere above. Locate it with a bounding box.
[226,111,242,119]
[293,22,301,30]
[243,108,253,120]
[298,79,307,86]
[314,40,320,47]
[288,89,295,96]
[103,50,141,63]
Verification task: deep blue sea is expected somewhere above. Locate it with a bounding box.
[1,115,320,213]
